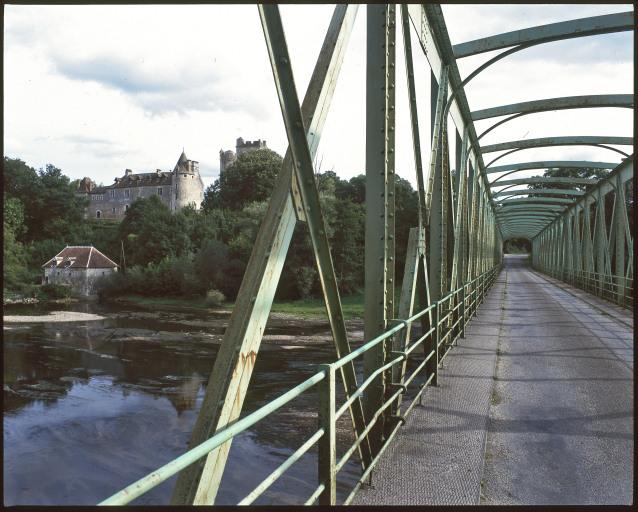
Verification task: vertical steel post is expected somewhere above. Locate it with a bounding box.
[434,300,440,385]
[460,284,466,338]
[318,364,336,506]
[427,66,450,302]
[613,174,628,304]
[363,3,396,457]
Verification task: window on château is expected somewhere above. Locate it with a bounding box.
[112,207,116,214]
[110,190,115,198]
[158,187,163,196]
[125,204,129,211]
[96,210,101,219]
[125,189,130,198]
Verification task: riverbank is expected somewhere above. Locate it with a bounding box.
[4,311,106,323]
[111,293,365,320]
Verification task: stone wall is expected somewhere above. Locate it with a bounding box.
[86,185,172,220]
[43,267,118,296]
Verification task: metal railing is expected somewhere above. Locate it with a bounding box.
[98,265,500,506]
[540,267,633,309]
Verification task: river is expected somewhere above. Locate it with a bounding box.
[3,300,364,505]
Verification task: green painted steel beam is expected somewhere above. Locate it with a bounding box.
[401,4,426,228]
[496,204,564,213]
[497,213,558,221]
[259,6,375,480]
[497,211,560,218]
[495,197,576,206]
[364,3,396,456]
[494,188,584,198]
[171,5,363,505]
[491,176,599,188]
[453,11,633,58]
[486,160,618,175]
[533,155,634,239]
[502,220,552,227]
[481,136,633,154]
[407,5,503,239]
[472,94,633,121]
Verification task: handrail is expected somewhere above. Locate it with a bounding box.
[98,264,501,506]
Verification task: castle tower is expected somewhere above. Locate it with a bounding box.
[219,137,268,176]
[172,150,204,211]
[219,149,236,175]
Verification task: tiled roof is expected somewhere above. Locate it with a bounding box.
[42,246,119,269]
[99,171,174,190]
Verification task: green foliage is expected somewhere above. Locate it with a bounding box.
[205,289,226,307]
[40,283,72,300]
[119,196,191,266]
[3,158,87,243]
[503,238,531,254]
[4,152,424,305]
[204,149,282,211]
[97,255,205,299]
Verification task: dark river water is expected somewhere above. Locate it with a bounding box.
[3,301,364,505]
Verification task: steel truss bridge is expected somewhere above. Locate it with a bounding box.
[99,4,633,506]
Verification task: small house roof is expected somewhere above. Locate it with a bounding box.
[42,246,119,269]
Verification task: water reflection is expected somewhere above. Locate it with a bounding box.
[3,301,361,505]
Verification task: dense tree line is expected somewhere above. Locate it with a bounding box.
[4,150,418,302]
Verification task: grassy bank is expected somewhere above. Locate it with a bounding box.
[112,293,365,319]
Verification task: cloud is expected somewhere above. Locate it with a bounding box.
[52,134,130,159]
[54,54,181,93]
[50,52,275,118]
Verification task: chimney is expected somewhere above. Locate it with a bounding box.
[125,169,132,176]
[156,169,162,175]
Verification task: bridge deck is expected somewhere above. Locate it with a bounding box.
[353,254,633,505]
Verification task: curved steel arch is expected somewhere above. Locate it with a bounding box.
[487,160,617,175]
[475,95,633,140]
[495,197,576,206]
[493,188,584,199]
[472,94,633,121]
[481,135,632,154]
[491,176,599,188]
[447,13,633,113]
[482,136,632,167]
[496,205,565,213]
[497,211,566,220]
[453,11,633,58]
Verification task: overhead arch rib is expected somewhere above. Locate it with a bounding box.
[481,136,633,154]
[472,94,633,121]
[453,11,633,58]
[486,160,618,175]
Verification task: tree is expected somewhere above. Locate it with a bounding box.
[3,158,87,243]
[3,197,33,291]
[216,149,282,210]
[331,199,365,293]
[118,196,191,266]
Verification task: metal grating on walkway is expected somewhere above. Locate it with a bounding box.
[352,273,506,505]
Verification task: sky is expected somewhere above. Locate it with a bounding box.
[4,4,633,192]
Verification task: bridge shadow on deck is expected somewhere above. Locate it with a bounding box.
[352,255,633,506]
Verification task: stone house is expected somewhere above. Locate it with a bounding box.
[77,150,204,221]
[42,246,119,297]
[219,137,268,175]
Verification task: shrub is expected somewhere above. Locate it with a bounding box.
[40,283,72,299]
[205,289,226,307]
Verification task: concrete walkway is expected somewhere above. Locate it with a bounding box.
[352,255,633,505]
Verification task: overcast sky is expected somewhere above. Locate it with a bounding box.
[4,4,633,192]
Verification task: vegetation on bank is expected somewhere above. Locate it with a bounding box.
[110,292,365,320]
[4,151,418,309]
[7,154,628,312]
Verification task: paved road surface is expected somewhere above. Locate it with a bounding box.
[352,255,633,505]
